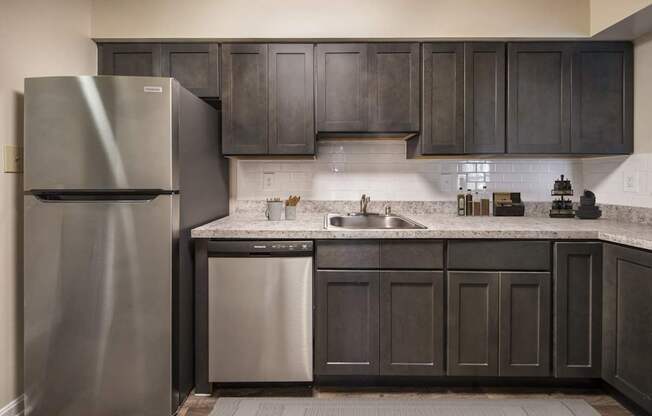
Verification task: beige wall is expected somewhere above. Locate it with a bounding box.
[0,0,95,408]
[91,0,590,40]
[590,0,652,35]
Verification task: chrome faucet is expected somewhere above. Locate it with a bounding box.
[360,194,371,215]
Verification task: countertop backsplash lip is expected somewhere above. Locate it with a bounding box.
[230,199,652,225]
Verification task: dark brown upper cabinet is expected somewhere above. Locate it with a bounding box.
[507,42,632,155]
[465,43,506,153]
[99,43,162,77]
[368,43,420,132]
[316,43,419,134]
[221,44,315,156]
[221,44,268,155]
[571,42,633,154]
[507,43,572,154]
[99,43,219,98]
[417,43,465,155]
[410,42,505,157]
[316,44,369,132]
[268,44,315,155]
[603,244,652,414]
[161,44,219,98]
[554,242,602,379]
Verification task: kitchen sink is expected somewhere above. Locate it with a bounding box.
[325,213,427,230]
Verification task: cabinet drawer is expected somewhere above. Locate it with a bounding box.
[316,240,380,269]
[448,240,550,271]
[380,240,443,269]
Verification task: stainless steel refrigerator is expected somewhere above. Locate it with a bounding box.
[23,76,229,416]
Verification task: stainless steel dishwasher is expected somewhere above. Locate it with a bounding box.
[207,241,313,382]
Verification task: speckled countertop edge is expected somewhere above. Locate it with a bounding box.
[191,213,652,252]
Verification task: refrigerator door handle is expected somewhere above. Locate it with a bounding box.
[32,192,166,203]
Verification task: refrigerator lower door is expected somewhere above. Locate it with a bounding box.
[24,76,177,191]
[24,194,176,416]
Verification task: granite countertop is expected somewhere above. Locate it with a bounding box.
[191,213,652,251]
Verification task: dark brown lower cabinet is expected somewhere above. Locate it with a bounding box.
[499,272,551,377]
[448,271,551,377]
[448,272,500,376]
[554,243,602,378]
[315,270,379,375]
[379,271,444,375]
[603,244,652,414]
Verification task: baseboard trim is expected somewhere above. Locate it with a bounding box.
[0,395,24,416]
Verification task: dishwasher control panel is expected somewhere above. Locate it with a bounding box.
[207,240,313,256]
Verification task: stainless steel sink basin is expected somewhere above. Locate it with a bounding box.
[325,213,427,230]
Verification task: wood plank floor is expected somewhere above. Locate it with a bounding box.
[178,386,634,416]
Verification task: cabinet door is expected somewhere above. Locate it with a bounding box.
[571,42,633,154]
[368,43,419,132]
[499,272,551,377]
[603,244,652,414]
[221,44,268,155]
[315,270,379,375]
[316,44,368,132]
[99,43,162,76]
[380,271,444,376]
[421,43,464,154]
[161,43,219,98]
[268,44,315,155]
[507,43,572,153]
[448,272,499,376]
[554,243,602,378]
[465,43,506,153]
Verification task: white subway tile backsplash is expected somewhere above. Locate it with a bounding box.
[235,141,586,202]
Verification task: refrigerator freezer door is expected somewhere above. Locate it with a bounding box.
[24,76,177,191]
[24,194,176,416]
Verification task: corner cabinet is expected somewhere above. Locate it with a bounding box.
[221,43,315,156]
[603,244,652,414]
[571,43,633,154]
[316,43,419,134]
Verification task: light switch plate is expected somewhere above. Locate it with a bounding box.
[623,171,639,193]
[3,145,23,173]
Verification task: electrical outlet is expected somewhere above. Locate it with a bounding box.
[3,145,22,173]
[262,172,275,191]
[623,171,639,193]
